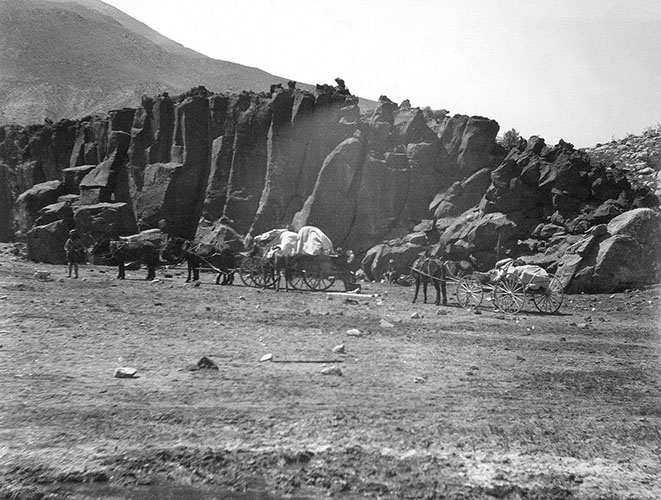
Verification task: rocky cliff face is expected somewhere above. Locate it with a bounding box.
[364,135,660,292]
[2,83,658,293]
[0,83,502,255]
[585,125,661,199]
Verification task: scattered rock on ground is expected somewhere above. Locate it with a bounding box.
[113,367,137,378]
[321,365,343,376]
[332,344,345,354]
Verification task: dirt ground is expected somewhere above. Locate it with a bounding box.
[1,245,660,500]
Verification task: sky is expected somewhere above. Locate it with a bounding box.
[103,0,661,148]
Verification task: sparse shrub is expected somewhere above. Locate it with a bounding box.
[499,128,521,150]
[422,106,448,122]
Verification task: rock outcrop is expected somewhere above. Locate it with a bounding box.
[586,125,661,199]
[2,82,659,291]
[555,209,661,292]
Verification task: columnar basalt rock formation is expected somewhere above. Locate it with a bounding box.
[1,82,658,292]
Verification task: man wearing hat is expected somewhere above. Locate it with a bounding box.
[64,229,86,278]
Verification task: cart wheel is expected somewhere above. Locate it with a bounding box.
[255,260,275,289]
[238,256,258,287]
[492,275,525,313]
[456,275,484,309]
[303,258,335,291]
[287,258,306,290]
[239,256,272,288]
[532,274,564,314]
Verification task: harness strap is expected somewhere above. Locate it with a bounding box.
[186,249,236,275]
[411,257,448,282]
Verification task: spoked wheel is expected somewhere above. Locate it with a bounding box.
[455,275,484,309]
[287,259,306,290]
[253,261,274,289]
[239,256,260,287]
[532,274,564,314]
[492,275,526,314]
[303,258,335,291]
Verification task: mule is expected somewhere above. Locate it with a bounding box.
[163,237,236,284]
[92,239,159,280]
[261,245,292,292]
[411,254,447,306]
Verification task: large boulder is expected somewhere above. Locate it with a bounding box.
[134,95,211,238]
[62,165,96,194]
[293,133,364,245]
[455,116,501,176]
[361,241,425,281]
[430,167,492,218]
[556,209,661,292]
[26,219,69,264]
[73,202,137,242]
[12,180,66,237]
[34,201,74,227]
[79,131,131,204]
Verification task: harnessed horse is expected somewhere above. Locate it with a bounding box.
[92,239,159,280]
[163,237,236,284]
[411,254,448,306]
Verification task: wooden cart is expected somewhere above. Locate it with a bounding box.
[455,271,564,314]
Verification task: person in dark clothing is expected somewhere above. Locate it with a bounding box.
[64,229,86,278]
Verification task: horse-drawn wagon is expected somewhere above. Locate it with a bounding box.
[238,226,350,291]
[454,258,564,314]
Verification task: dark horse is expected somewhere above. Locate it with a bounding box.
[163,237,236,284]
[261,245,292,292]
[411,254,447,306]
[92,239,159,280]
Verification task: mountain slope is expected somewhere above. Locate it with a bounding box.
[0,0,302,124]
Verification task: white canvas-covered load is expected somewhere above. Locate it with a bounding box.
[494,258,551,290]
[253,226,334,256]
[276,230,299,257]
[294,226,334,256]
[118,228,163,245]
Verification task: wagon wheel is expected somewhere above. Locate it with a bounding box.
[238,256,272,288]
[255,260,275,289]
[492,274,526,314]
[303,257,335,291]
[455,275,484,309]
[238,256,258,287]
[532,274,564,314]
[287,257,306,290]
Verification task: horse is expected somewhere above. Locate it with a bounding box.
[261,245,292,292]
[411,254,447,306]
[162,237,236,284]
[92,239,159,280]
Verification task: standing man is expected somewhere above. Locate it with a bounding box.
[64,229,86,278]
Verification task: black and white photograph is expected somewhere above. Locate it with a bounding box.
[0,1,659,499]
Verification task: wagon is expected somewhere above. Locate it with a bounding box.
[238,253,339,291]
[454,269,564,314]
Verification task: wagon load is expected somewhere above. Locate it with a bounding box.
[240,226,345,291]
[455,257,563,314]
[118,228,163,245]
[294,226,334,256]
[494,258,551,291]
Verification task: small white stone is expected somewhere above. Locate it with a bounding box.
[321,365,343,376]
[346,328,362,337]
[113,367,137,378]
[259,353,273,362]
[332,344,345,354]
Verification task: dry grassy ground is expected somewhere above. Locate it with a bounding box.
[0,247,660,500]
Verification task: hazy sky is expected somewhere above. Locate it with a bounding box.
[104,0,661,148]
